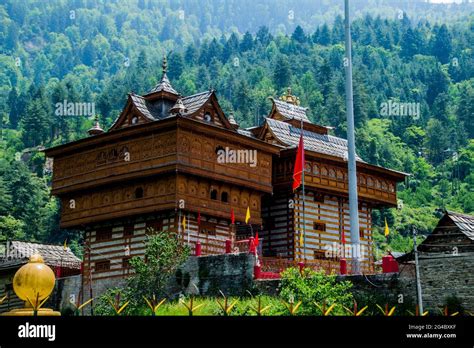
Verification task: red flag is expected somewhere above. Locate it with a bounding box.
[341,230,346,245]
[292,134,305,191]
[230,208,235,224]
[197,211,201,226]
[255,232,259,247]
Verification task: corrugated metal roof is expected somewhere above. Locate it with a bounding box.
[0,241,82,270]
[272,98,310,123]
[265,118,363,161]
[447,211,474,240]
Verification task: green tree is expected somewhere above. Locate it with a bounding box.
[431,24,452,64]
[127,232,190,302]
[273,55,291,90]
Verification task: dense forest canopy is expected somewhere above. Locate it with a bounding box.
[0,0,473,257]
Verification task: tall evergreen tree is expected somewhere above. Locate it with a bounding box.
[431,24,452,64]
[273,55,292,90]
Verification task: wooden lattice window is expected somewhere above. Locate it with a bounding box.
[201,221,216,236]
[314,192,324,203]
[95,260,110,272]
[123,224,134,237]
[221,192,229,203]
[96,227,112,241]
[134,187,144,199]
[146,220,163,234]
[314,222,326,232]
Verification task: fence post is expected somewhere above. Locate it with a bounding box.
[254,264,261,279]
[249,237,256,254]
[195,241,202,256]
[340,258,347,275]
[298,261,305,274]
[225,239,232,254]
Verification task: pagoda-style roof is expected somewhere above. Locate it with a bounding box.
[261,117,363,161]
[0,241,82,270]
[146,55,179,96]
[148,72,178,95]
[269,98,310,123]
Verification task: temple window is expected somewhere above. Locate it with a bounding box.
[389,183,395,193]
[96,227,112,241]
[367,177,374,187]
[95,260,110,272]
[123,224,134,237]
[221,192,229,203]
[201,221,216,235]
[313,164,320,175]
[314,222,326,232]
[314,192,324,203]
[210,189,218,200]
[134,187,144,199]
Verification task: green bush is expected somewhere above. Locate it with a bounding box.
[279,267,354,315]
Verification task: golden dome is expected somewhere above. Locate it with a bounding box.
[13,253,56,307]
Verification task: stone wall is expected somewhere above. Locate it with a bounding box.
[169,253,256,297]
[418,253,474,312]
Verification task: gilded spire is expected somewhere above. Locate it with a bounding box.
[279,87,300,106]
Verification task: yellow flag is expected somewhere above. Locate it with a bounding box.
[384,218,390,237]
[182,216,186,231]
[299,232,303,246]
[245,206,251,224]
[63,239,67,251]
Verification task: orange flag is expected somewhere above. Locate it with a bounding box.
[292,134,305,191]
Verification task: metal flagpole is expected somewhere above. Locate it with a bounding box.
[187,212,190,245]
[413,227,424,314]
[344,0,361,274]
[301,118,306,261]
[178,209,182,240]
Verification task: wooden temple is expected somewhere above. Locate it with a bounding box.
[44,57,406,290]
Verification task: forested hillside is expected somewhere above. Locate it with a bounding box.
[0,0,473,256]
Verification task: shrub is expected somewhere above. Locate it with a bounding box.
[279,267,353,315]
[127,231,190,304]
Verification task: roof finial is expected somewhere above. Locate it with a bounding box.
[162,55,168,75]
[87,115,104,136]
[279,86,300,105]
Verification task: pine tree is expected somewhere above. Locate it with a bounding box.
[431,24,452,64]
[291,25,306,43]
[273,55,292,90]
[240,31,253,52]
